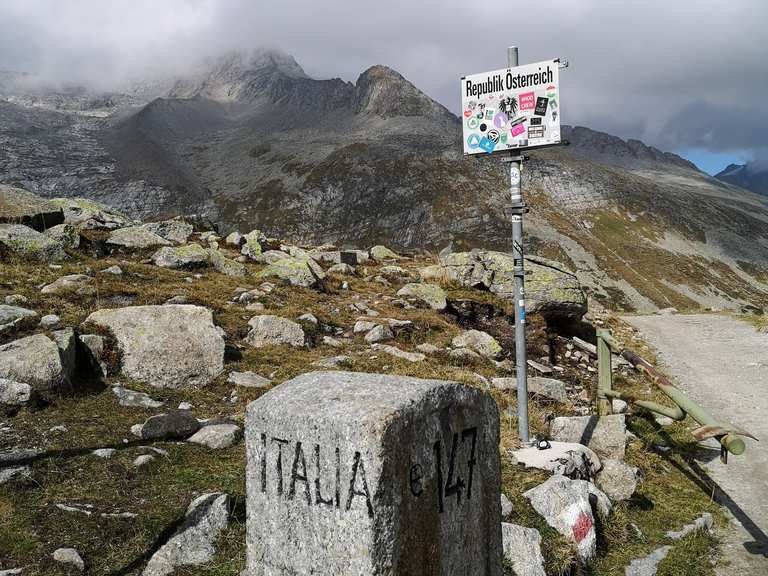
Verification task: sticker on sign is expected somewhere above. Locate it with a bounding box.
[461,59,561,155]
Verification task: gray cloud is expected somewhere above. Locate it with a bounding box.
[0,0,765,158]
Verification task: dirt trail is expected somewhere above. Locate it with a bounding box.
[624,314,768,575]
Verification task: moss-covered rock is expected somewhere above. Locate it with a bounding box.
[0,223,67,261]
[369,244,401,261]
[396,282,447,310]
[151,243,209,269]
[440,250,587,319]
[44,223,80,249]
[241,229,266,261]
[108,225,171,249]
[209,249,246,277]
[0,185,64,231]
[255,256,324,288]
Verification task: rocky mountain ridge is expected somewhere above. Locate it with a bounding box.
[1,47,767,313]
[715,161,768,196]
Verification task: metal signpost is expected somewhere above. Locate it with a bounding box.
[461,47,566,444]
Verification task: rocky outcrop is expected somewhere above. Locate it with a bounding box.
[83,305,225,388]
[0,224,67,261]
[0,185,63,230]
[439,250,587,319]
[51,198,132,230]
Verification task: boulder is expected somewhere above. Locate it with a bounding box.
[142,493,229,576]
[228,371,271,388]
[439,250,587,319]
[51,197,131,230]
[256,256,325,288]
[0,185,64,230]
[209,249,246,277]
[511,441,602,480]
[501,523,546,576]
[364,323,394,343]
[0,224,67,261]
[137,410,201,440]
[40,314,61,328]
[225,231,244,247]
[396,283,447,310]
[245,315,305,348]
[549,414,627,459]
[143,219,194,244]
[523,475,611,561]
[245,371,502,576]
[151,244,209,269]
[0,305,37,334]
[107,226,171,249]
[596,459,641,502]
[452,330,502,359]
[241,230,265,260]
[328,263,356,275]
[44,223,79,249]
[0,378,34,408]
[112,385,165,409]
[369,245,400,261]
[188,423,242,449]
[0,333,70,393]
[83,305,225,388]
[40,274,92,294]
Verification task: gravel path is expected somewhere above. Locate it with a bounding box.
[624,314,768,575]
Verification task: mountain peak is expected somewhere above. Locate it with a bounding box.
[354,65,451,119]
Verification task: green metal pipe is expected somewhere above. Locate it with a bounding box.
[602,389,686,420]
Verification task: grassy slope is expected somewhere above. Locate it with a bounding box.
[0,240,726,575]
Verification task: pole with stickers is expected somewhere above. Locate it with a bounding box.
[461,47,567,444]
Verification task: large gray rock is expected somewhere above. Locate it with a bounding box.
[452,330,502,359]
[51,197,131,230]
[0,305,37,334]
[142,493,230,576]
[209,249,246,277]
[84,305,225,388]
[52,547,85,572]
[0,185,64,230]
[256,256,325,288]
[523,474,611,561]
[511,441,602,480]
[0,224,67,261]
[492,376,568,402]
[137,410,201,440]
[0,333,69,393]
[143,219,194,244]
[107,226,171,249]
[44,223,80,249]
[549,415,627,459]
[369,245,400,261]
[370,343,426,362]
[152,244,209,269]
[596,459,641,502]
[439,250,587,319]
[245,315,305,348]
[396,283,447,310]
[245,371,502,575]
[501,523,546,576]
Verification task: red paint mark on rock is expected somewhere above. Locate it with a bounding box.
[571,512,593,543]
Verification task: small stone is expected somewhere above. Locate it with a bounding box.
[188,424,242,449]
[296,313,318,325]
[654,415,675,427]
[133,454,155,467]
[92,448,117,459]
[370,344,425,363]
[353,320,377,334]
[246,302,265,312]
[136,411,201,440]
[228,371,271,388]
[322,336,344,348]
[369,245,400,261]
[40,274,92,294]
[500,493,514,516]
[612,399,629,414]
[178,402,193,410]
[364,324,394,344]
[49,425,68,433]
[112,386,165,409]
[501,523,546,576]
[416,343,440,354]
[0,465,31,484]
[312,355,352,368]
[152,244,209,269]
[449,348,481,361]
[4,295,28,306]
[52,548,85,572]
[101,265,123,275]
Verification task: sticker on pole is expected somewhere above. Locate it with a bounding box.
[461,59,561,155]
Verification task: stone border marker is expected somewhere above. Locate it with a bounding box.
[245,371,502,575]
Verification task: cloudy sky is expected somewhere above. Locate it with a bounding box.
[0,0,764,173]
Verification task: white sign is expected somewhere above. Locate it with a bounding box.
[461,59,561,155]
